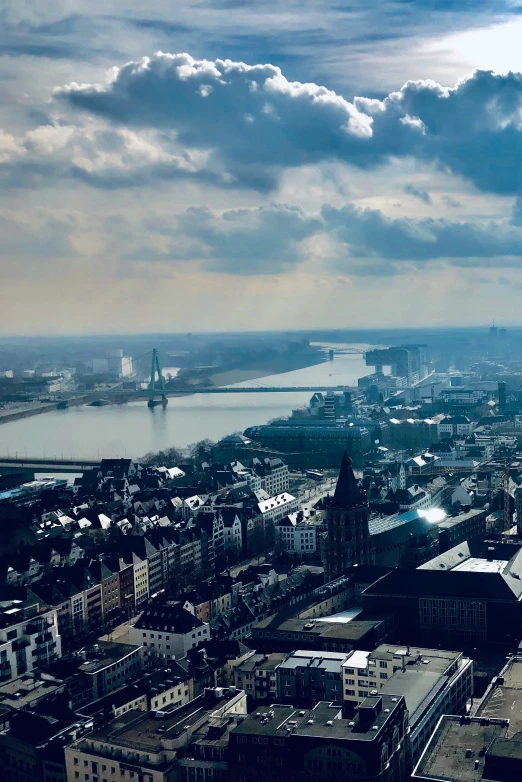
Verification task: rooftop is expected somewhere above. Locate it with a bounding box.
[477,657,522,737]
[413,715,508,781]
[79,641,141,675]
[278,650,348,673]
[232,696,403,742]
[0,675,63,710]
[80,688,244,754]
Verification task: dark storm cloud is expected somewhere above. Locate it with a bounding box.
[55,55,522,195]
[323,203,522,267]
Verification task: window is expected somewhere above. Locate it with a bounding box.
[379,661,387,669]
[380,673,388,680]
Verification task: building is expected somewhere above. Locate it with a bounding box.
[363,543,522,647]
[437,507,488,553]
[275,512,317,557]
[393,485,432,511]
[128,600,211,660]
[257,492,299,525]
[476,655,522,729]
[438,415,474,438]
[233,652,286,701]
[0,599,61,684]
[251,609,394,655]
[251,457,290,496]
[228,696,410,782]
[276,650,348,706]
[77,641,143,701]
[323,452,372,580]
[412,715,512,782]
[65,687,247,782]
[342,645,472,762]
[369,509,440,569]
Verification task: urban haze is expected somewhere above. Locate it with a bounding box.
[3,2,522,782]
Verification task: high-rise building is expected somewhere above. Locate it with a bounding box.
[323,452,372,579]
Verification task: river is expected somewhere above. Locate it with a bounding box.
[0,345,376,460]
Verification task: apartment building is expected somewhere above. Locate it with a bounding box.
[129,601,211,660]
[65,688,247,782]
[0,600,61,684]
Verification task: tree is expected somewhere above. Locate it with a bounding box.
[140,446,185,466]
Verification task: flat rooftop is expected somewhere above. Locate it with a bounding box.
[79,641,141,675]
[0,676,63,709]
[413,716,508,781]
[83,690,242,753]
[477,657,522,737]
[232,696,402,742]
[278,651,348,673]
[237,653,286,673]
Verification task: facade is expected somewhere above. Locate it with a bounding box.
[221,510,243,555]
[228,696,410,782]
[132,556,149,606]
[363,543,522,647]
[129,601,211,660]
[275,513,317,557]
[233,652,285,701]
[78,641,143,700]
[323,452,372,580]
[276,650,347,706]
[437,415,474,438]
[0,601,61,684]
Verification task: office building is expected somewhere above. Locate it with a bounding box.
[228,695,410,782]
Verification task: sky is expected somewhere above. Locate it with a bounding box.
[2,0,522,334]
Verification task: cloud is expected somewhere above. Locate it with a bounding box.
[404,183,432,204]
[323,203,522,269]
[49,54,522,195]
[129,203,322,274]
[442,194,461,207]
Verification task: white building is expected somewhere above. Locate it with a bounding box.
[275,513,317,556]
[221,510,243,554]
[251,457,290,496]
[438,415,474,438]
[0,602,62,684]
[257,492,299,525]
[129,602,210,660]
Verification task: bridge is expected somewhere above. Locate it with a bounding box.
[171,385,354,394]
[0,457,100,474]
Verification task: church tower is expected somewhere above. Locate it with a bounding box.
[323,451,372,580]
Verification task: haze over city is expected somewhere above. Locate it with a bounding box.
[3,0,522,332]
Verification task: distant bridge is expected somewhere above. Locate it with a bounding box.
[0,457,100,473]
[175,385,354,394]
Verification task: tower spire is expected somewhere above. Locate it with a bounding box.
[332,450,363,508]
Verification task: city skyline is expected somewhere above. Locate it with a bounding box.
[3,1,522,333]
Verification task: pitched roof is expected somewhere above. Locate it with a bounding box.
[331,451,365,509]
[135,601,205,634]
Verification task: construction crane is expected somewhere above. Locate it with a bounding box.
[148,349,168,408]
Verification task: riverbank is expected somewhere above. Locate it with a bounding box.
[203,347,326,388]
